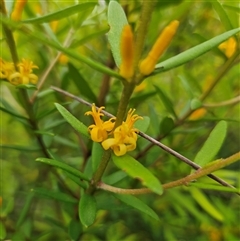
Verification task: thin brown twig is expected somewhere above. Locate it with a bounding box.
[50,86,239,193]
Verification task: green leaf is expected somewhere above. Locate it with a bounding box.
[113,194,160,221]
[92,142,104,173]
[160,116,174,135]
[16,193,34,228]
[68,220,82,241]
[31,188,78,204]
[0,222,6,240]
[16,84,38,90]
[65,172,88,189]
[154,85,178,119]
[79,193,97,227]
[194,120,227,167]
[103,170,127,185]
[36,158,90,181]
[108,1,128,67]
[0,106,28,119]
[222,4,240,13]
[189,182,240,193]
[1,144,41,152]
[55,103,89,138]
[190,188,223,222]
[134,116,150,133]
[112,154,163,195]
[23,3,96,24]
[155,27,240,72]
[212,0,233,31]
[68,63,97,102]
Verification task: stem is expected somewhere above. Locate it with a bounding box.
[114,83,135,127]
[86,149,112,194]
[133,1,156,71]
[51,87,236,191]
[97,152,240,195]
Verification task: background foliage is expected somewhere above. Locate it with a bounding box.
[1,0,240,240]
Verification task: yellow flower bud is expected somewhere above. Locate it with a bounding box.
[218,37,237,58]
[119,25,135,80]
[11,0,28,21]
[189,108,207,120]
[139,20,179,76]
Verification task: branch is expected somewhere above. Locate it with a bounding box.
[97,152,240,195]
[51,86,238,193]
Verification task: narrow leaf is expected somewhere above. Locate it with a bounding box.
[212,0,233,31]
[189,182,240,193]
[79,193,97,227]
[55,103,89,138]
[134,116,150,133]
[68,63,97,102]
[112,154,162,195]
[154,85,178,119]
[108,1,128,67]
[36,158,90,181]
[92,142,104,173]
[0,106,28,119]
[1,144,41,152]
[194,120,227,167]
[155,27,240,72]
[113,194,160,221]
[190,188,223,221]
[23,3,96,24]
[16,192,34,228]
[31,188,78,204]
[160,116,174,135]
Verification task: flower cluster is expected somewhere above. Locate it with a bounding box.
[85,105,143,156]
[0,58,38,85]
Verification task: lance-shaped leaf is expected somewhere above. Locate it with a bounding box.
[31,188,78,204]
[23,3,96,24]
[155,27,240,72]
[55,103,89,138]
[134,116,150,133]
[108,1,128,67]
[112,154,162,195]
[79,193,97,227]
[194,120,227,167]
[68,63,97,102]
[154,85,178,119]
[113,194,160,221]
[36,158,90,181]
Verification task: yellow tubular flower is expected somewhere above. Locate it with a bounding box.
[139,20,179,76]
[85,104,115,142]
[218,37,237,58]
[0,58,15,80]
[9,59,38,85]
[102,109,143,156]
[119,25,135,80]
[11,0,28,21]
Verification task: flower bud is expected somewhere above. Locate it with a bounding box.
[11,0,27,21]
[139,20,179,76]
[119,25,134,80]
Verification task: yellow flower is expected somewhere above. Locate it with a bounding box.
[218,37,237,58]
[139,20,179,76]
[11,0,27,21]
[0,58,15,80]
[102,109,143,156]
[85,104,115,142]
[119,25,135,80]
[9,59,38,85]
